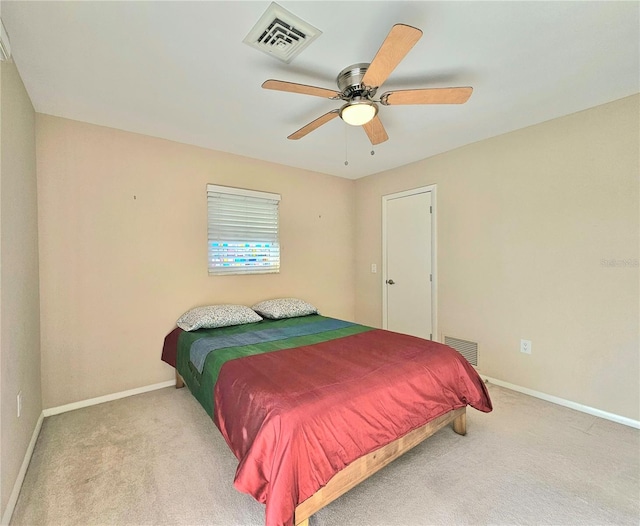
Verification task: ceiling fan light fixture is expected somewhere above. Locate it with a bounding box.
[340,100,377,126]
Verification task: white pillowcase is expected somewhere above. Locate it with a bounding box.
[177,304,262,331]
[252,298,318,320]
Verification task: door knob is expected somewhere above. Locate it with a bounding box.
[386,279,395,285]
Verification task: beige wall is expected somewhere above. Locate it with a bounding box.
[0,61,42,517]
[355,95,639,420]
[36,115,355,409]
[31,95,640,421]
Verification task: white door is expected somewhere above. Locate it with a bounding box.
[383,188,434,339]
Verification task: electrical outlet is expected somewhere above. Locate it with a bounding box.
[520,339,532,354]
[371,263,377,273]
[17,391,23,418]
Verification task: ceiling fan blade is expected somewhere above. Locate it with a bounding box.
[382,87,473,105]
[362,115,389,145]
[362,24,423,88]
[288,110,340,140]
[262,80,341,99]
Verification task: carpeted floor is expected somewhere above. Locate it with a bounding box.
[10,383,639,526]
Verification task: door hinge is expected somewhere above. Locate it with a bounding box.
[429,333,433,340]
[430,274,432,282]
[430,206,432,213]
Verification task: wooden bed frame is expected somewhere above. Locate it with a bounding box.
[175,370,466,526]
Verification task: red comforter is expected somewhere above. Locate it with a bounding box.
[214,328,492,526]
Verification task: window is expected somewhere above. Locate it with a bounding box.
[207,184,281,275]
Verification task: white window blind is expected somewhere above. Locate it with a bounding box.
[207,184,281,275]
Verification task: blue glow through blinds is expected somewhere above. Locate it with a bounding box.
[207,185,281,275]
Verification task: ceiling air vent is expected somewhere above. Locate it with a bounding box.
[243,2,321,63]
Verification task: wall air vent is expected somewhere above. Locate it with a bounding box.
[243,2,321,63]
[0,17,11,62]
[444,336,478,367]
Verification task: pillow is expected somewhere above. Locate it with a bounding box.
[176,304,262,331]
[252,298,318,320]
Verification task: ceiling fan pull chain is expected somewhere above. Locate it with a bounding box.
[344,125,349,166]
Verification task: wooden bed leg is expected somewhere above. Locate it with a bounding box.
[295,518,309,526]
[453,411,466,436]
[175,370,184,389]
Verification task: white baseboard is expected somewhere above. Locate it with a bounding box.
[482,375,640,429]
[42,380,176,417]
[1,412,44,526]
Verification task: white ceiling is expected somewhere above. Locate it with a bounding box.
[3,1,639,179]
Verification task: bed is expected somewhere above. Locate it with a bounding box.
[161,312,492,526]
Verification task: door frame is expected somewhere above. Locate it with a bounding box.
[382,184,438,340]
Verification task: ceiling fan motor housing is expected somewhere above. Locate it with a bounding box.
[337,63,377,99]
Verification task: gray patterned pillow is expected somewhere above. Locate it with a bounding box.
[251,298,318,320]
[176,304,262,331]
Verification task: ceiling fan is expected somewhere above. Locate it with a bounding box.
[262,24,473,145]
